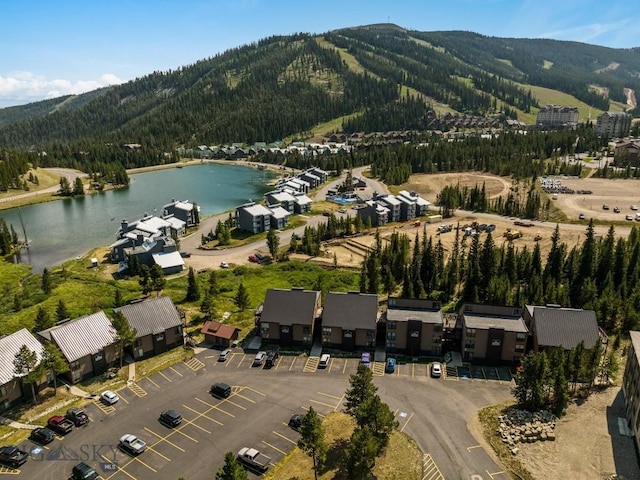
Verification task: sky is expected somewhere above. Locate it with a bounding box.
[0,0,638,108]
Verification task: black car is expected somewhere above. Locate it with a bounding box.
[159,409,182,428]
[0,445,28,468]
[29,427,55,445]
[288,413,304,430]
[71,461,100,480]
[264,350,279,368]
[66,407,89,427]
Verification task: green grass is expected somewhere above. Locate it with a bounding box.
[542,60,554,70]
[315,37,372,77]
[310,112,363,137]
[523,84,605,121]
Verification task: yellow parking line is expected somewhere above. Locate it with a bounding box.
[169,366,183,377]
[158,371,172,383]
[195,397,235,417]
[343,359,348,374]
[182,404,224,426]
[400,412,414,432]
[133,455,157,472]
[289,357,297,371]
[318,392,342,401]
[333,394,344,412]
[241,386,266,397]
[100,454,136,480]
[145,377,159,388]
[309,399,337,409]
[262,440,287,456]
[327,358,334,372]
[144,427,185,452]
[175,425,202,440]
[236,354,247,368]
[233,392,256,403]
[274,356,283,369]
[412,363,415,378]
[119,393,130,404]
[224,397,247,410]
[272,431,297,445]
[147,445,171,462]
[303,406,325,417]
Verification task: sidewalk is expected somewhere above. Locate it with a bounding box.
[0,415,37,430]
[128,361,136,384]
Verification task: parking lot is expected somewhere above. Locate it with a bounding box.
[4,351,514,480]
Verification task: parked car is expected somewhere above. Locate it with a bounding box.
[237,447,271,472]
[632,205,638,211]
[71,462,100,480]
[119,434,147,455]
[602,204,610,210]
[253,351,266,367]
[66,407,89,427]
[101,390,119,405]
[248,254,258,262]
[264,350,279,368]
[218,348,232,362]
[579,213,586,220]
[255,252,265,262]
[614,206,621,213]
[627,215,635,221]
[431,362,442,378]
[360,352,371,368]
[385,358,397,374]
[0,446,28,468]
[159,410,182,428]
[220,261,229,269]
[486,224,496,233]
[337,208,347,214]
[319,353,330,369]
[210,382,232,398]
[29,427,55,445]
[288,413,304,430]
[47,415,74,435]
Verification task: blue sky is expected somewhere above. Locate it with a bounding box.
[0,0,637,108]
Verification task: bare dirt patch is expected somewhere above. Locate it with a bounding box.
[401,172,512,201]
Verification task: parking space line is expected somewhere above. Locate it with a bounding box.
[0,465,20,475]
[327,358,334,372]
[118,393,130,405]
[372,362,385,376]
[227,353,241,367]
[318,392,342,401]
[400,412,414,432]
[144,427,186,452]
[175,423,203,439]
[412,363,415,378]
[289,357,297,371]
[487,469,508,479]
[233,392,256,403]
[272,431,297,445]
[146,445,171,462]
[133,455,158,472]
[333,394,345,412]
[303,357,319,373]
[100,454,137,480]
[422,453,445,480]
[158,371,172,382]
[93,398,115,415]
[303,406,325,417]
[241,386,266,397]
[274,356,284,370]
[128,382,147,398]
[144,376,159,388]
[343,359,348,374]
[309,398,337,409]
[236,354,247,368]
[262,440,287,456]
[184,357,205,371]
[182,404,223,426]
[225,397,247,410]
[195,397,236,417]
[169,366,184,377]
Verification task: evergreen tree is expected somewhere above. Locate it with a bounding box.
[114,288,124,307]
[346,427,378,480]
[150,264,166,296]
[41,267,52,294]
[297,407,327,480]
[111,310,137,367]
[41,342,69,394]
[13,344,40,403]
[34,307,53,332]
[266,228,280,261]
[56,299,69,322]
[344,364,377,416]
[208,269,219,295]
[215,452,248,480]
[234,281,250,311]
[185,267,200,302]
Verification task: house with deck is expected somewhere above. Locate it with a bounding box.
[321,292,379,350]
[258,288,322,346]
[385,298,443,356]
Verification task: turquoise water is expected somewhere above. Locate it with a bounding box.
[1,163,274,272]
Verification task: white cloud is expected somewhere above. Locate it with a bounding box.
[0,72,123,108]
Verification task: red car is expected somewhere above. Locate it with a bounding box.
[248,255,258,262]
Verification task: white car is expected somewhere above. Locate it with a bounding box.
[631,205,638,211]
[101,390,119,405]
[220,262,229,269]
[430,363,442,378]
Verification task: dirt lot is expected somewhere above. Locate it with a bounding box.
[554,177,640,221]
[401,172,513,200]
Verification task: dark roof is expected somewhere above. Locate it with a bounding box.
[201,321,239,340]
[531,306,599,349]
[386,307,442,325]
[114,296,182,337]
[463,314,527,333]
[322,292,378,330]
[260,289,320,326]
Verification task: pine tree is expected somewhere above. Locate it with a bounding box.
[111,311,137,367]
[56,299,69,322]
[297,406,327,480]
[34,307,53,332]
[215,452,248,480]
[185,267,200,302]
[234,281,250,311]
[41,267,52,294]
[13,344,40,403]
[344,364,377,416]
[41,342,69,394]
[266,228,280,261]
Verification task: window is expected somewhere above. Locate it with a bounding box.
[464,340,475,350]
[386,341,396,349]
[261,323,270,331]
[70,361,80,370]
[515,344,525,352]
[387,321,396,330]
[516,332,527,341]
[0,386,5,397]
[366,330,375,339]
[387,332,396,340]
[322,327,332,335]
[466,328,476,338]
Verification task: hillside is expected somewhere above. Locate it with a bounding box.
[0,25,638,157]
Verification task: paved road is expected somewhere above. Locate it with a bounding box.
[9,350,513,480]
[0,168,87,204]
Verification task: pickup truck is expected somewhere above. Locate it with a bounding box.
[66,408,89,427]
[47,415,74,435]
[237,447,271,472]
[119,434,147,454]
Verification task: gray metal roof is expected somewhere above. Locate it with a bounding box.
[38,312,118,363]
[386,307,443,325]
[463,314,528,333]
[114,296,182,337]
[631,331,640,367]
[260,289,320,326]
[322,292,378,330]
[0,328,44,385]
[531,306,599,349]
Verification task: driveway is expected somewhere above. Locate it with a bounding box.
[7,351,511,480]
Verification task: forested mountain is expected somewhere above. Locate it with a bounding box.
[0,25,638,169]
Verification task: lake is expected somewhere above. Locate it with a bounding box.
[1,163,274,272]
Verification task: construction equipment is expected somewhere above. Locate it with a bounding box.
[503,229,523,240]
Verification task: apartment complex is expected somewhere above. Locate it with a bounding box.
[536,104,579,128]
[623,331,640,456]
[596,111,632,138]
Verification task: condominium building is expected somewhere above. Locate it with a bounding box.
[596,111,632,138]
[623,331,640,456]
[536,104,579,128]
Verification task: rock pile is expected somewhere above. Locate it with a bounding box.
[497,408,557,454]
